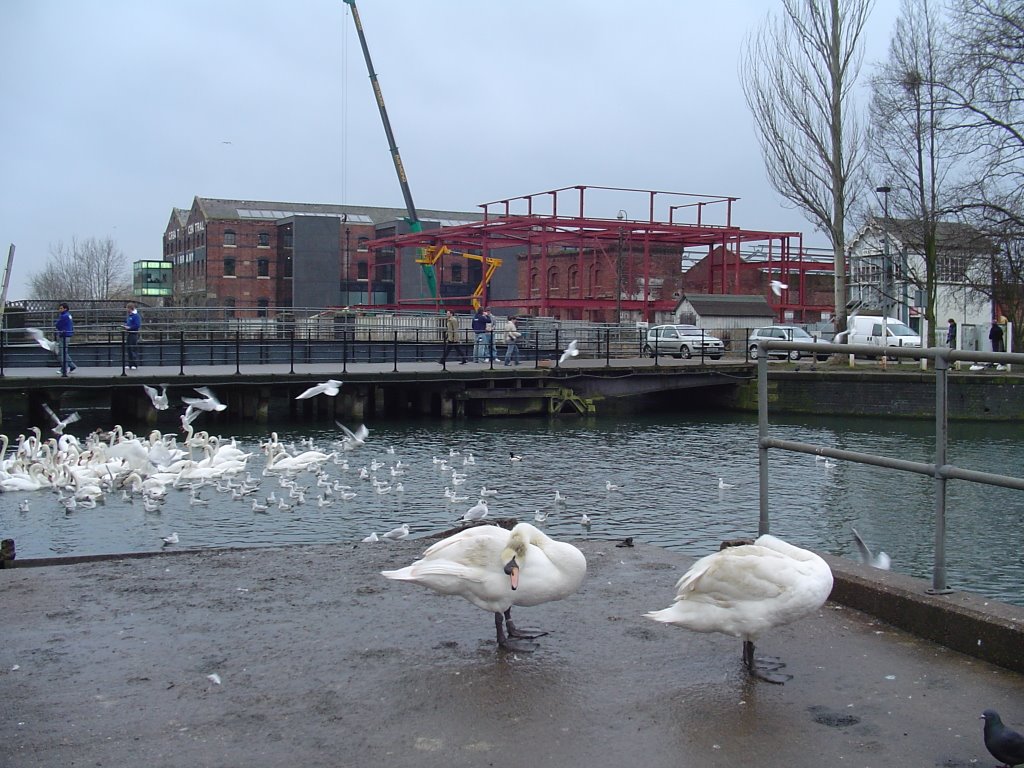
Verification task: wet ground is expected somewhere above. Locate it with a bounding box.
[2,537,1022,768]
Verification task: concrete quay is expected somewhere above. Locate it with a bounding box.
[2,538,1023,768]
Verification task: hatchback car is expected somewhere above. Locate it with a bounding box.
[747,326,829,361]
[642,325,725,359]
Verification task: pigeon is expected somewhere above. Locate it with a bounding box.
[337,422,369,451]
[770,279,789,297]
[41,403,81,435]
[25,327,57,353]
[981,710,1024,768]
[143,384,170,410]
[295,380,343,400]
[382,523,410,541]
[161,532,179,545]
[181,386,226,412]
[559,339,580,365]
[852,528,891,570]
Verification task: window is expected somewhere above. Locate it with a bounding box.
[224,258,236,277]
[568,265,579,290]
[257,298,269,318]
[283,231,293,248]
[357,261,368,280]
[530,269,539,293]
[451,264,463,283]
[547,266,560,291]
[258,232,270,247]
[224,230,236,246]
[357,236,370,252]
[258,259,269,277]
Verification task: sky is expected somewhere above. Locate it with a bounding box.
[0,0,901,301]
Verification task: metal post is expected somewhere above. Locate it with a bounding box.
[289,331,295,374]
[120,331,127,376]
[757,353,770,535]
[0,327,5,377]
[931,352,953,594]
[554,328,561,369]
[235,330,241,375]
[605,328,611,367]
[393,330,399,372]
[342,329,348,374]
[178,331,185,376]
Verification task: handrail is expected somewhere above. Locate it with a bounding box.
[757,339,1024,595]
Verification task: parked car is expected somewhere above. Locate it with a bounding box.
[747,326,830,361]
[642,325,725,359]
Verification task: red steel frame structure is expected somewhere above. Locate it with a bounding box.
[362,185,830,321]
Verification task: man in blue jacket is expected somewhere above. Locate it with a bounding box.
[471,307,489,362]
[55,302,76,375]
[124,302,141,369]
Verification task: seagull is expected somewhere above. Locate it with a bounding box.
[251,498,269,512]
[295,379,343,400]
[337,421,369,450]
[559,339,580,365]
[605,480,621,492]
[463,499,489,522]
[580,513,592,529]
[362,532,380,543]
[180,405,203,430]
[41,403,81,436]
[143,384,170,410]
[479,486,499,497]
[509,452,523,462]
[161,532,179,546]
[534,509,548,523]
[181,386,226,412]
[25,327,57,353]
[554,490,567,505]
[645,534,834,684]
[18,500,29,512]
[770,279,789,297]
[206,673,222,685]
[383,523,410,541]
[851,528,891,570]
[718,478,735,490]
[981,710,1024,768]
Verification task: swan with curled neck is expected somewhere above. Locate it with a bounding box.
[382,522,587,651]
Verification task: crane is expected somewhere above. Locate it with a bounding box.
[342,0,436,302]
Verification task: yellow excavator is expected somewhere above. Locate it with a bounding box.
[415,245,502,311]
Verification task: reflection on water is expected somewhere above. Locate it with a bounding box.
[2,410,1023,606]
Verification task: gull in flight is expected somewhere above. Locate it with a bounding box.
[25,327,57,353]
[770,280,789,297]
[851,527,891,570]
[41,403,81,435]
[143,384,170,411]
[295,379,343,400]
[559,339,580,365]
[337,421,369,451]
[182,386,226,412]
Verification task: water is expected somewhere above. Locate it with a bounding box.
[2,410,1023,606]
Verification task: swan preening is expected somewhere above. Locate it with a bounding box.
[382,522,587,652]
[645,534,833,683]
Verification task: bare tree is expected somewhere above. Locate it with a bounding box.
[28,237,133,300]
[741,0,874,332]
[868,0,961,345]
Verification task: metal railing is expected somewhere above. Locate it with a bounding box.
[757,339,1024,594]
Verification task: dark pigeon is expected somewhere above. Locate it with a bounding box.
[982,710,1024,767]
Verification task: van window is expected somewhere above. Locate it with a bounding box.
[871,323,882,336]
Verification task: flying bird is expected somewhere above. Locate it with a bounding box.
[382,522,587,652]
[181,386,226,412]
[25,327,56,353]
[770,279,789,297]
[558,339,580,365]
[981,710,1024,768]
[41,403,81,435]
[645,534,833,684]
[851,527,892,570]
[337,422,369,450]
[143,384,170,411]
[295,379,343,400]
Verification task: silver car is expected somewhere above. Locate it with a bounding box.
[747,325,829,361]
[642,325,725,359]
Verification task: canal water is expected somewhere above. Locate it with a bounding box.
[2,410,1022,606]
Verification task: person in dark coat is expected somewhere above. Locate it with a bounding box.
[54,302,76,375]
[124,302,142,369]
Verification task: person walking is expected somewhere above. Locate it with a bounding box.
[503,316,522,366]
[471,307,489,362]
[55,302,76,375]
[439,310,469,365]
[946,318,957,349]
[124,302,141,369]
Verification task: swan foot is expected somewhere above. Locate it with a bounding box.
[495,612,539,652]
[504,609,549,640]
[743,640,791,685]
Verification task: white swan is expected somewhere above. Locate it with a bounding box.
[382,522,587,651]
[645,534,833,683]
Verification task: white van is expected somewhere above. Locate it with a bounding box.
[848,315,922,350]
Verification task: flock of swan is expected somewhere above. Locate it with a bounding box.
[0,380,847,682]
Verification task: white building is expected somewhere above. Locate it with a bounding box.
[847,217,995,348]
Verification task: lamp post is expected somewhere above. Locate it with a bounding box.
[876,186,892,362]
[616,210,626,324]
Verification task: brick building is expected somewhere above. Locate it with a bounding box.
[162,197,484,315]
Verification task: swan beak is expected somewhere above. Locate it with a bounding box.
[504,557,520,590]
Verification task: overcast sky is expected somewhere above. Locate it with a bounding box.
[0,0,900,301]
